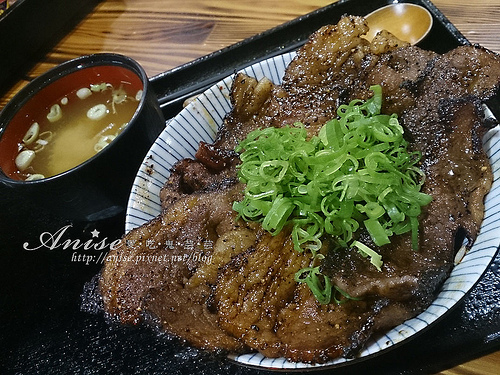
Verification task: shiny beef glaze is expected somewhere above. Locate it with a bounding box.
[100,17,499,363]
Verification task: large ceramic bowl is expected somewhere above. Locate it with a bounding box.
[125,52,500,370]
[0,53,165,223]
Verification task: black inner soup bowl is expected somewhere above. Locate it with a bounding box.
[0,53,165,224]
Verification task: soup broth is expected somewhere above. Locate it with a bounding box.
[12,81,141,180]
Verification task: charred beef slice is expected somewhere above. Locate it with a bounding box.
[100,16,499,363]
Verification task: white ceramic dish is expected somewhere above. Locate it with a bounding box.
[125,52,500,369]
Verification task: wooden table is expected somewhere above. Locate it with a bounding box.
[2,0,499,373]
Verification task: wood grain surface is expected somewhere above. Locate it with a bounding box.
[2,0,500,109]
[1,0,499,373]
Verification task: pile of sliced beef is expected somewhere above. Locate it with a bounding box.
[100,16,500,363]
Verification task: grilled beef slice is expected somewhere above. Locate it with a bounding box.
[100,17,499,363]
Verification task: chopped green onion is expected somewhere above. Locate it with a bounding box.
[294,266,332,305]
[363,218,390,247]
[262,195,294,234]
[332,285,361,304]
[233,85,432,304]
[352,240,383,271]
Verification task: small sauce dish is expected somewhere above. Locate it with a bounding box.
[364,3,433,45]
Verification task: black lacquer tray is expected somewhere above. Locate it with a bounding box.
[1,0,499,374]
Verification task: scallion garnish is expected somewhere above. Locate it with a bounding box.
[232,85,432,304]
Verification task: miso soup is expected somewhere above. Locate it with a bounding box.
[11,81,141,180]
